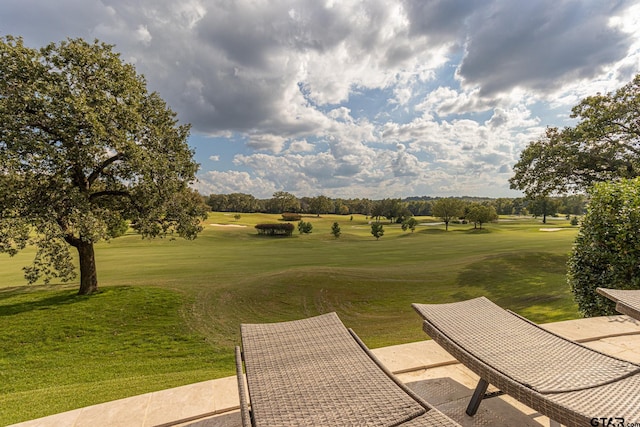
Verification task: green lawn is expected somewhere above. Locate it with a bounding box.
[0,213,580,425]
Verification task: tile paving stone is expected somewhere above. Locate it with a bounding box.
[73,393,150,427]
[542,315,640,342]
[6,410,82,427]
[144,380,217,427]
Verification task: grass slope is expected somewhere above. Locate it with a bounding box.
[0,213,580,424]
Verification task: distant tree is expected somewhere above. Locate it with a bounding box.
[407,200,433,216]
[528,196,559,224]
[558,194,587,216]
[207,194,229,212]
[568,178,640,316]
[511,198,525,215]
[398,207,414,224]
[381,198,405,223]
[370,201,385,222]
[350,198,373,216]
[511,74,640,197]
[225,193,259,212]
[492,198,514,215]
[270,191,300,213]
[338,204,350,215]
[309,195,333,216]
[0,37,206,295]
[233,214,241,221]
[331,222,341,239]
[401,217,418,233]
[466,204,498,229]
[432,198,465,231]
[371,223,384,240]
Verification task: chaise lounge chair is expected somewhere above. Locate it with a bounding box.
[412,297,640,427]
[597,287,640,321]
[235,312,460,426]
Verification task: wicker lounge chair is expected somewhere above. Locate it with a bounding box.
[235,312,460,427]
[597,287,640,320]
[412,297,640,427]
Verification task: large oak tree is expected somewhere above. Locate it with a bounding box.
[0,37,207,295]
[510,74,640,197]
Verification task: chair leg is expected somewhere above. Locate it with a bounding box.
[466,378,489,416]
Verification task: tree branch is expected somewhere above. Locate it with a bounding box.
[88,153,125,186]
[63,234,82,248]
[89,190,131,201]
[54,217,81,248]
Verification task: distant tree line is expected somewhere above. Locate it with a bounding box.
[204,192,587,221]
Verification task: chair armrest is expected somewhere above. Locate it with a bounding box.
[235,346,252,427]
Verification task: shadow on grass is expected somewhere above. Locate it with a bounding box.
[451,252,572,312]
[0,288,87,317]
[397,232,419,238]
[417,226,490,235]
[416,228,448,235]
[464,228,491,234]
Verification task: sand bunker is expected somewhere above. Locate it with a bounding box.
[210,223,247,228]
[539,228,562,232]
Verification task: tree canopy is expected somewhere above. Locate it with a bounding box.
[0,36,206,295]
[432,198,465,231]
[510,74,640,197]
[269,191,301,213]
[466,204,498,229]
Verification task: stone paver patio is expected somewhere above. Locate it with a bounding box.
[9,315,640,427]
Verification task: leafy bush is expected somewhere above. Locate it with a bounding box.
[568,178,640,316]
[297,220,313,234]
[255,223,294,236]
[281,213,302,221]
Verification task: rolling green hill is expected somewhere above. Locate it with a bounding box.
[0,213,580,424]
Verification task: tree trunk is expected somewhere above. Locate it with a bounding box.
[77,241,99,295]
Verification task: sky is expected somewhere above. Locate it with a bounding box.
[2,0,640,199]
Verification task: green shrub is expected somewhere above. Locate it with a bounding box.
[281,213,302,221]
[568,178,640,316]
[255,223,294,236]
[297,220,313,234]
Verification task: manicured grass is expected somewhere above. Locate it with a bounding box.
[0,213,580,424]
[0,286,232,425]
